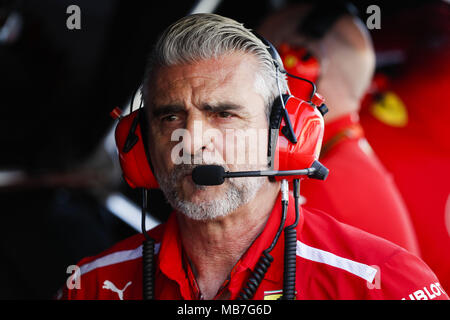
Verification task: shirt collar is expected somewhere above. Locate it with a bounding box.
[238,192,303,283]
[157,213,194,299]
[323,113,361,144]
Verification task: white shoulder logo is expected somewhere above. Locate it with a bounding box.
[401,282,447,300]
[102,280,132,300]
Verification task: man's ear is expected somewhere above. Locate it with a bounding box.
[320,15,375,100]
[333,15,373,52]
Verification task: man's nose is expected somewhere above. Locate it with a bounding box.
[182,115,212,157]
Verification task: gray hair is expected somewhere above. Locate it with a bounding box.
[141,13,288,118]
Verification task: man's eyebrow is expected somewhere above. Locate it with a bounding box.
[151,105,185,117]
[201,103,245,113]
[151,102,246,117]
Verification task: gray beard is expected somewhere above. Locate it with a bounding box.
[155,164,266,221]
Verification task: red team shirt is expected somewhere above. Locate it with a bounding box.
[301,114,421,256]
[60,193,448,300]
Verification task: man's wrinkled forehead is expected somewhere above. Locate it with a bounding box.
[145,53,263,109]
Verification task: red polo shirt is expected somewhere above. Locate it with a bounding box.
[59,192,447,300]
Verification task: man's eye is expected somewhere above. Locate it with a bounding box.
[217,111,233,118]
[161,115,178,122]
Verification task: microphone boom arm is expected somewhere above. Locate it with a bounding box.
[224,168,316,178]
[191,160,328,186]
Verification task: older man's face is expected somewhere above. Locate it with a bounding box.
[146,52,270,220]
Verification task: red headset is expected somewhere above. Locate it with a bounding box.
[113,41,326,189]
[114,109,159,189]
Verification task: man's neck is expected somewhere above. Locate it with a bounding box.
[324,101,359,124]
[176,181,280,299]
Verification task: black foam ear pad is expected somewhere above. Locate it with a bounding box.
[267,94,291,169]
[137,107,156,174]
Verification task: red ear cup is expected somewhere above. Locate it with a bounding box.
[278,43,321,101]
[266,43,324,181]
[114,110,159,189]
[272,96,324,181]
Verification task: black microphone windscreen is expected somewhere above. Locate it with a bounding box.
[191,165,226,186]
[309,160,329,180]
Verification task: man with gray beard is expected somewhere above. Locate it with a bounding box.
[60,13,448,301]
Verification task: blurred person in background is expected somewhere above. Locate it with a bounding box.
[258,2,421,256]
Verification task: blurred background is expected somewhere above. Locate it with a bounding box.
[0,0,448,299]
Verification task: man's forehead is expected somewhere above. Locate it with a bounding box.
[147,53,260,104]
